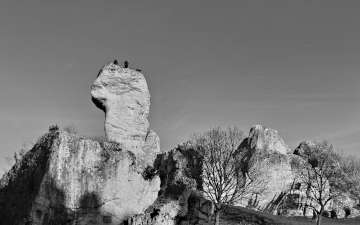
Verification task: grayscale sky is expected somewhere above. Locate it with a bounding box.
[0,0,360,172]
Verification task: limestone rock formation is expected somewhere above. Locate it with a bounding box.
[91,61,160,166]
[0,61,215,225]
[0,133,214,225]
[246,125,290,155]
[125,146,214,225]
[0,61,164,225]
[0,130,160,225]
[235,125,294,213]
[281,141,360,218]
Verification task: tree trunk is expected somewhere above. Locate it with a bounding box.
[317,208,324,225]
[214,210,220,225]
[316,214,322,225]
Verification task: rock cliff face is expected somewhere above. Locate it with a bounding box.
[281,141,360,218]
[4,59,357,224]
[0,131,160,225]
[0,61,213,225]
[235,125,294,213]
[0,132,214,225]
[126,146,214,225]
[91,61,160,166]
[246,125,289,155]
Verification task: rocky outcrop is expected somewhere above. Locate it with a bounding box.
[235,125,294,213]
[0,130,160,225]
[91,61,160,166]
[246,125,290,155]
[0,61,214,225]
[0,61,164,225]
[281,141,360,218]
[0,132,216,225]
[126,146,214,225]
[293,141,317,157]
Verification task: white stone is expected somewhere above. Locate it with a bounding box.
[248,124,290,154]
[32,132,161,225]
[236,125,294,212]
[91,61,160,164]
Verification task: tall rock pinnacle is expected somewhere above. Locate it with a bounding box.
[91,61,160,164]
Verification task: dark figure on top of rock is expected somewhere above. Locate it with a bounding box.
[124,60,129,68]
[113,59,119,65]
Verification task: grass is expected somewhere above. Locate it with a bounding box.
[220,205,360,225]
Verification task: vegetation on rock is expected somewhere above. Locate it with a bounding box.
[291,141,357,225]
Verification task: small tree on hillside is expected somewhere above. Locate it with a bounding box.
[192,127,266,225]
[339,156,360,205]
[293,142,346,225]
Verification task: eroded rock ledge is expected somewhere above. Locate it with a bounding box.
[0,130,161,225]
[125,146,214,225]
[0,131,214,225]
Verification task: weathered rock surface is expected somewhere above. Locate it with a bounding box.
[0,61,215,225]
[125,146,214,225]
[280,141,360,218]
[0,131,160,225]
[235,125,294,213]
[0,61,164,225]
[246,125,290,155]
[91,61,160,166]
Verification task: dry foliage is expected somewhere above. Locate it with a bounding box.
[292,142,351,225]
[191,127,266,225]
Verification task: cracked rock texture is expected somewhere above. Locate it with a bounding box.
[246,125,289,155]
[91,61,160,166]
[0,61,214,225]
[126,146,214,225]
[0,61,163,225]
[0,133,214,225]
[235,125,294,213]
[0,131,160,225]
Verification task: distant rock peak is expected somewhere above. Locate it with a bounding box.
[235,124,294,211]
[247,124,289,154]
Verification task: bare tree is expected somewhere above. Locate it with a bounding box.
[293,142,346,225]
[338,155,360,210]
[192,127,265,225]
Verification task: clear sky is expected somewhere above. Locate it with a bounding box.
[0,0,360,172]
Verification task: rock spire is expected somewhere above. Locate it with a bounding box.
[91,60,160,165]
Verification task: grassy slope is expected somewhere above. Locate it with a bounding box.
[221,206,360,225]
